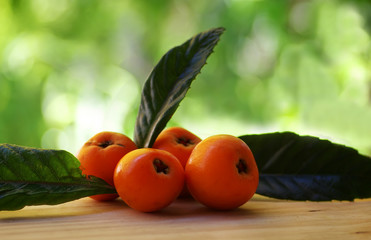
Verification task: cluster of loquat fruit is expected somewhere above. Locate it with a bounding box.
[77,127,259,212]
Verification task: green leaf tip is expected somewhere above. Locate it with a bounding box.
[134,27,225,148]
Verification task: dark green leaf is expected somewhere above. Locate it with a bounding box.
[134,27,225,148]
[0,144,116,211]
[239,132,371,201]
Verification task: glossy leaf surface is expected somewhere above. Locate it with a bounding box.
[240,132,371,201]
[134,27,224,148]
[0,144,115,210]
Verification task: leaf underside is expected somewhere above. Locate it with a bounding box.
[239,132,371,201]
[0,144,116,211]
[134,27,225,148]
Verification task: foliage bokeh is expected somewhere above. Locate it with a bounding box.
[1,0,371,156]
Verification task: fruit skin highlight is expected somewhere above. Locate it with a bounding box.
[114,148,185,212]
[185,134,259,210]
[77,131,137,201]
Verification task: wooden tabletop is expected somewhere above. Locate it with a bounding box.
[1,195,370,240]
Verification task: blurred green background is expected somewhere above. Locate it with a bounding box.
[1,0,371,156]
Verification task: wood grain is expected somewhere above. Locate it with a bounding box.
[1,195,370,240]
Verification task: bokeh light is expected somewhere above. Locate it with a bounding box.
[0,0,370,156]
